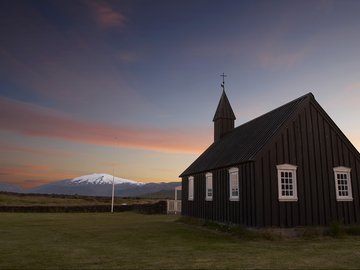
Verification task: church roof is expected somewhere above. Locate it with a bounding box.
[180,93,313,177]
[213,90,236,121]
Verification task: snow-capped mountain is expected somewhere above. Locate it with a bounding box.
[71,173,144,185]
[28,173,144,196]
[0,173,180,197]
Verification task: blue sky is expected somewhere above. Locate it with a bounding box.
[1,0,360,187]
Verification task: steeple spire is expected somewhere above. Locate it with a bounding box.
[213,74,236,142]
[213,89,236,121]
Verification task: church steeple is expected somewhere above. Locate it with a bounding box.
[213,74,236,142]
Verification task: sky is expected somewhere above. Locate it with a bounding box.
[1,0,360,188]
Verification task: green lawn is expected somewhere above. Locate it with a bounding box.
[0,193,158,206]
[1,212,360,269]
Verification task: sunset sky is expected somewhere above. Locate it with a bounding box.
[1,0,360,188]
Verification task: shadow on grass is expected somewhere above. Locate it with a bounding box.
[176,216,279,240]
[177,216,360,241]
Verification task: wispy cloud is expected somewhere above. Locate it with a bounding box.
[253,11,316,70]
[257,49,307,69]
[0,43,157,122]
[0,164,75,188]
[346,82,360,92]
[89,1,126,29]
[0,5,144,115]
[0,97,210,154]
[0,144,72,158]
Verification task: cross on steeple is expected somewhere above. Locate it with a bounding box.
[220,72,227,90]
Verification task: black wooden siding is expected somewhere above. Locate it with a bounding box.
[214,119,234,142]
[181,162,256,226]
[181,95,360,227]
[255,102,360,227]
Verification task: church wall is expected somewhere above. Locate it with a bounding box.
[254,102,360,227]
[181,162,256,226]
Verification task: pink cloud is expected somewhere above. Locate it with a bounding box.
[0,144,72,158]
[257,49,306,69]
[90,1,125,28]
[346,82,360,92]
[254,32,317,69]
[0,97,210,154]
[0,164,76,188]
[0,44,154,119]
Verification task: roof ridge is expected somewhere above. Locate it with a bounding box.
[234,92,313,130]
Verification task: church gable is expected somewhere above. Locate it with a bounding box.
[253,96,360,227]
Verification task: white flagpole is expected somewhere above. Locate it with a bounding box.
[111,167,115,213]
[111,136,118,213]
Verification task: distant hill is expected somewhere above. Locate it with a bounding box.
[0,183,24,193]
[140,189,177,199]
[114,182,181,198]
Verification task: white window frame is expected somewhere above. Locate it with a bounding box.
[333,166,353,201]
[277,164,298,202]
[205,172,213,201]
[228,167,239,201]
[188,176,194,201]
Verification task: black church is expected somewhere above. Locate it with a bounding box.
[180,87,360,227]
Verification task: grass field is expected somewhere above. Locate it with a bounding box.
[1,212,360,269]
[0,192,158,206]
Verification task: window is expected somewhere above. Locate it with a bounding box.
[188,176,194,201]
[277,164,298,202]
[205,172,213,201]
[229,167,239,201]
[333,167,353,201]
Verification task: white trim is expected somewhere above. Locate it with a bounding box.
[167,186,182,214]
[333,166,351,173]
[228,167,239,174]
[228,167,239,201]
[174,186,182,201]
[276,164,298,170]
[333,167,353,201]
[205,172,213,201]
[277,164,298,202]
[188,176,194,201]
